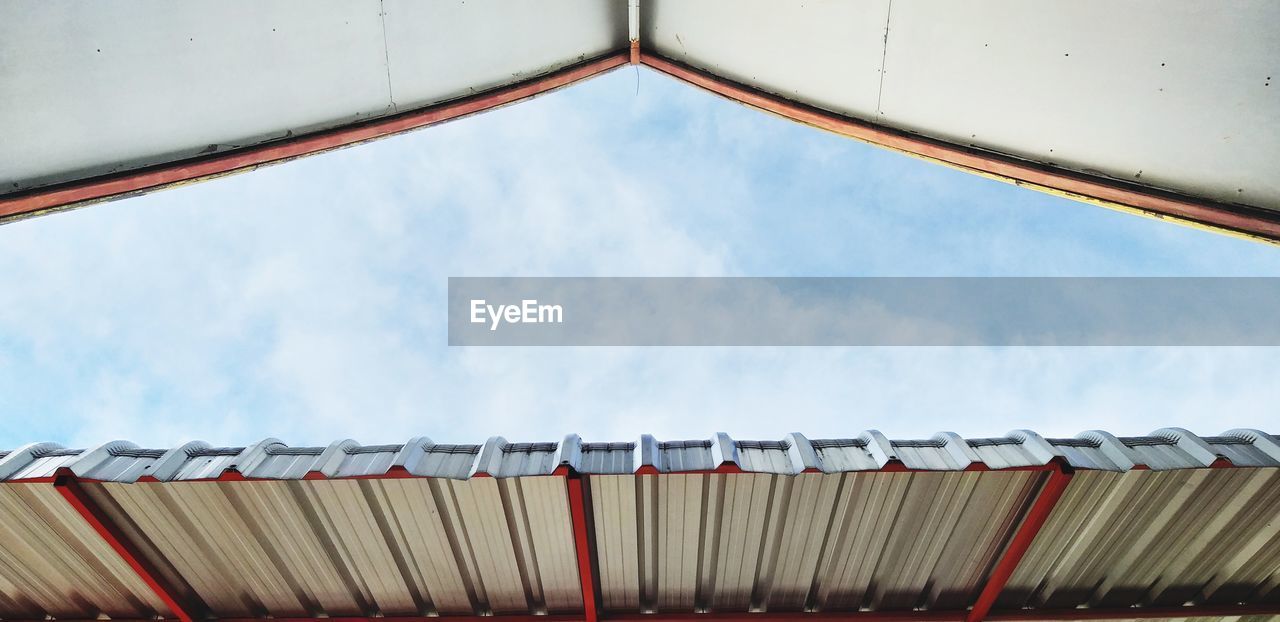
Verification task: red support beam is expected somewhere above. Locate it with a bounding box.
[218,618,584,622]
[986,603,1280,620]
[607,613,962,622]
[13,603,1280,622]
[563,470,601,622]
[53,469,197,622]
[965,460,1074,622]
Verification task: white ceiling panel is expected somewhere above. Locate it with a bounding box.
[0,0,392,193]
[384,0,628,110]
[643,0,890,119]
[878,0,1280,210]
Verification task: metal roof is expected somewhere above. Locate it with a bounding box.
[2,1,1279,242]
[0,429,1277,622]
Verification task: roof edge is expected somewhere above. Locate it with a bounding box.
[0,50,631,226]
[638,52,1280,245]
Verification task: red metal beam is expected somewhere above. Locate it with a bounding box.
[0,51,630,225]
[217,618,584,622]
[52,469,198,622]
[965,460,1074,622]
[986,603,1280,620]
[563,470,601,622]
[639,53,1280,244]
[607,613,962,622]
[608,604,1280,622]
[167,603,1280,622]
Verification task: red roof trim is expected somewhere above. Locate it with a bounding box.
[0,52,630,224]
[4,48,1276,244]
[639,53,1280,243]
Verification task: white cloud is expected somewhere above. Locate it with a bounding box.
[0,69,1277,450]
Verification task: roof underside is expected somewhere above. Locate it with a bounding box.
[0,429,1277,622]
[1,1,1278,241]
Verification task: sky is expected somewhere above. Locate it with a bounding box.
[1,66,1279,450]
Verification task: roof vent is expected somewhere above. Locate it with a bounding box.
[113,448,166,459]
[266,446,324,456]
[810,438,869,449]
[349,444,405,454]
[429,444,481,455]
[502,442,557,453]
[583,442,636,452]
[1201,436,1250,445]
[967,438,1021,447]
[1047,438,1102,448]
[189,447,244,457]
[891,439,946,448]
[659,440,713,450]
[736,440,791,451]
[1119,436,1175,447]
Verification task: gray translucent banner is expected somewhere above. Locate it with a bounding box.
[448,277,1280,346]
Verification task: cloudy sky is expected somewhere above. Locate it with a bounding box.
[2,67,1278,450]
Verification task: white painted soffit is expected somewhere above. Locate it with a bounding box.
[643,0,1280,214]
[2,1,1278,243]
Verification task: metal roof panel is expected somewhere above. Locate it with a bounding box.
[1001,468,1280,610]
[0,483,172,619]
[0,429,1276,621]
[5,430,1279,482]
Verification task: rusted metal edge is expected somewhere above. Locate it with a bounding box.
[0,51,631,226]
[639,53,1280,245]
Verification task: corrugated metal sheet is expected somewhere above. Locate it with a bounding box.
[0,481,172,618]
[590,470,1041,613]
[0,429,1276,621]
[1000,467,1280,611]
[94,476,580,617]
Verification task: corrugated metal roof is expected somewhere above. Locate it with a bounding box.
[1001,467,1280,611]
[0,482,173,618]
[0,429,1276,622]
[590,470,1040,613]
[98,477,581,617]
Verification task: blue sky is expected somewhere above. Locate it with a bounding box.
[1,67,1278,449]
